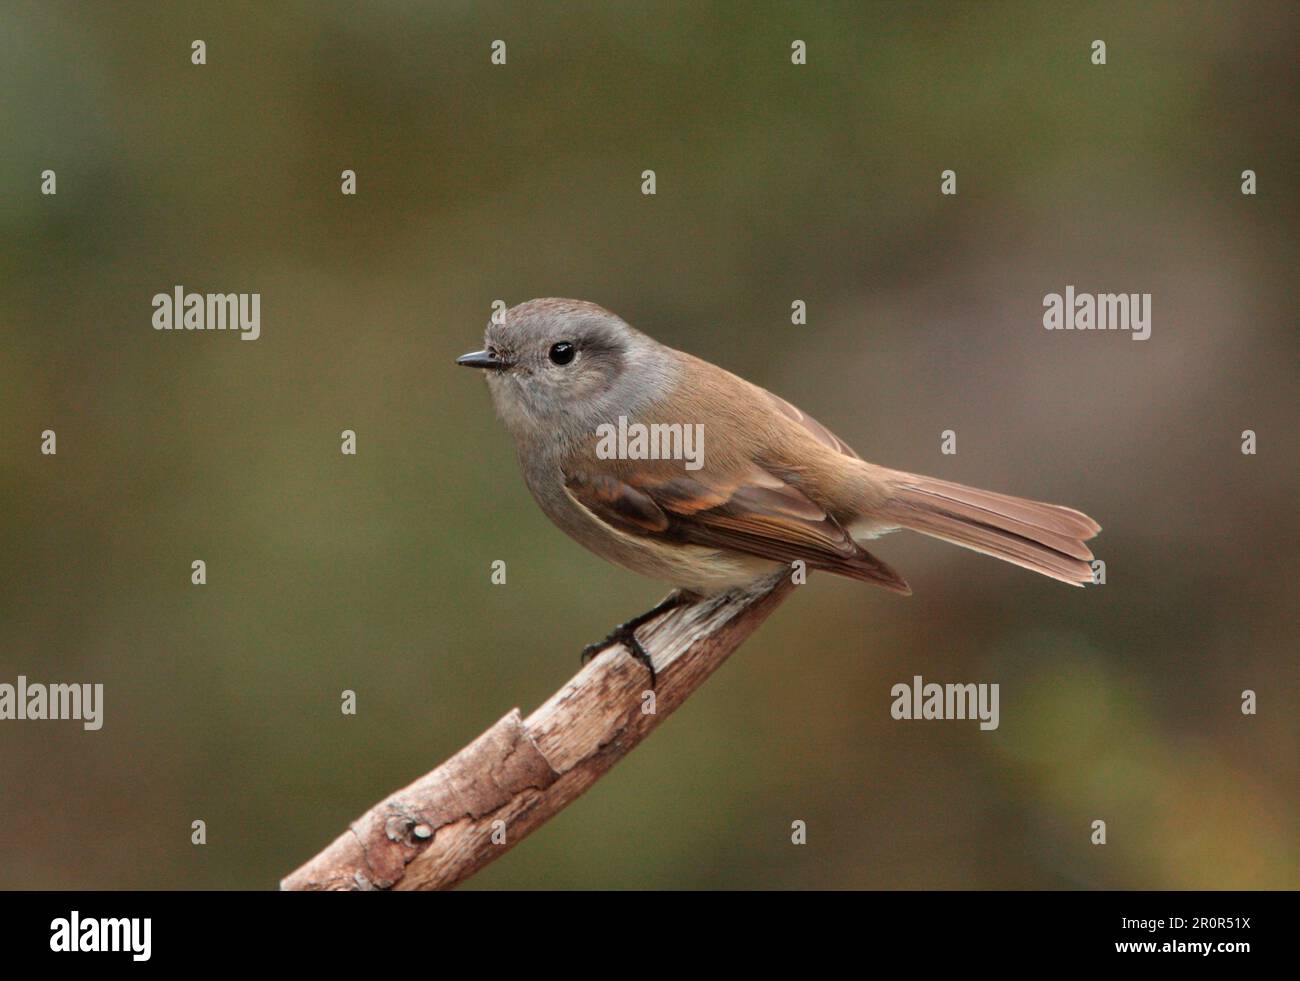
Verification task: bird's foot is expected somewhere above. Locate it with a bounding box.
[581,622,658,688]
[579,591,694,689]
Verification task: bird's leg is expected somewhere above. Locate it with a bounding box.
[580,590,697,688]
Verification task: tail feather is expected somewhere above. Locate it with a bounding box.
[879,473,1101,586]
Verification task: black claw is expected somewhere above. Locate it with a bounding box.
[580,622,656,688]
[579,591,692,689]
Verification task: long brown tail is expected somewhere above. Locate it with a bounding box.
[877,472,1101,586]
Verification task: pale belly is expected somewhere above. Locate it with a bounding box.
[589,532,783,594]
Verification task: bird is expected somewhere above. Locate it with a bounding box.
[458,298,1100,681]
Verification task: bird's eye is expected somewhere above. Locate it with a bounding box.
[548,341,576,365]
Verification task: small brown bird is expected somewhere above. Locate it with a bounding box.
[459,299,1100,675]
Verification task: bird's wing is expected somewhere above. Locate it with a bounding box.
[761,389,863,460]
[562,460,910,594]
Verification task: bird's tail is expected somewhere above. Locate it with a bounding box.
[874,471,1101,586]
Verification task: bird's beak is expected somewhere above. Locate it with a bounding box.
[456,349,506,371]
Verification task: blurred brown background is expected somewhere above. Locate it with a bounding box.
[1,1,1296,889]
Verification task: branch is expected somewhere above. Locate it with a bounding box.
[280,571,795,891]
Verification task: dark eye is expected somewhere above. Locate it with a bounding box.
[548,341,575,365]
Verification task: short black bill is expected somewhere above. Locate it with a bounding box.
[456,349,505,370]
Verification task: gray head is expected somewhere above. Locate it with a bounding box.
[457,298,674,439]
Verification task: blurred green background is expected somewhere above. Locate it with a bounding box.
[1,1,1296,890]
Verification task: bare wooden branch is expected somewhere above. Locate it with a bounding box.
[281,572,794,891]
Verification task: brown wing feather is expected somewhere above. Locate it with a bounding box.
[564,463,911,594]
